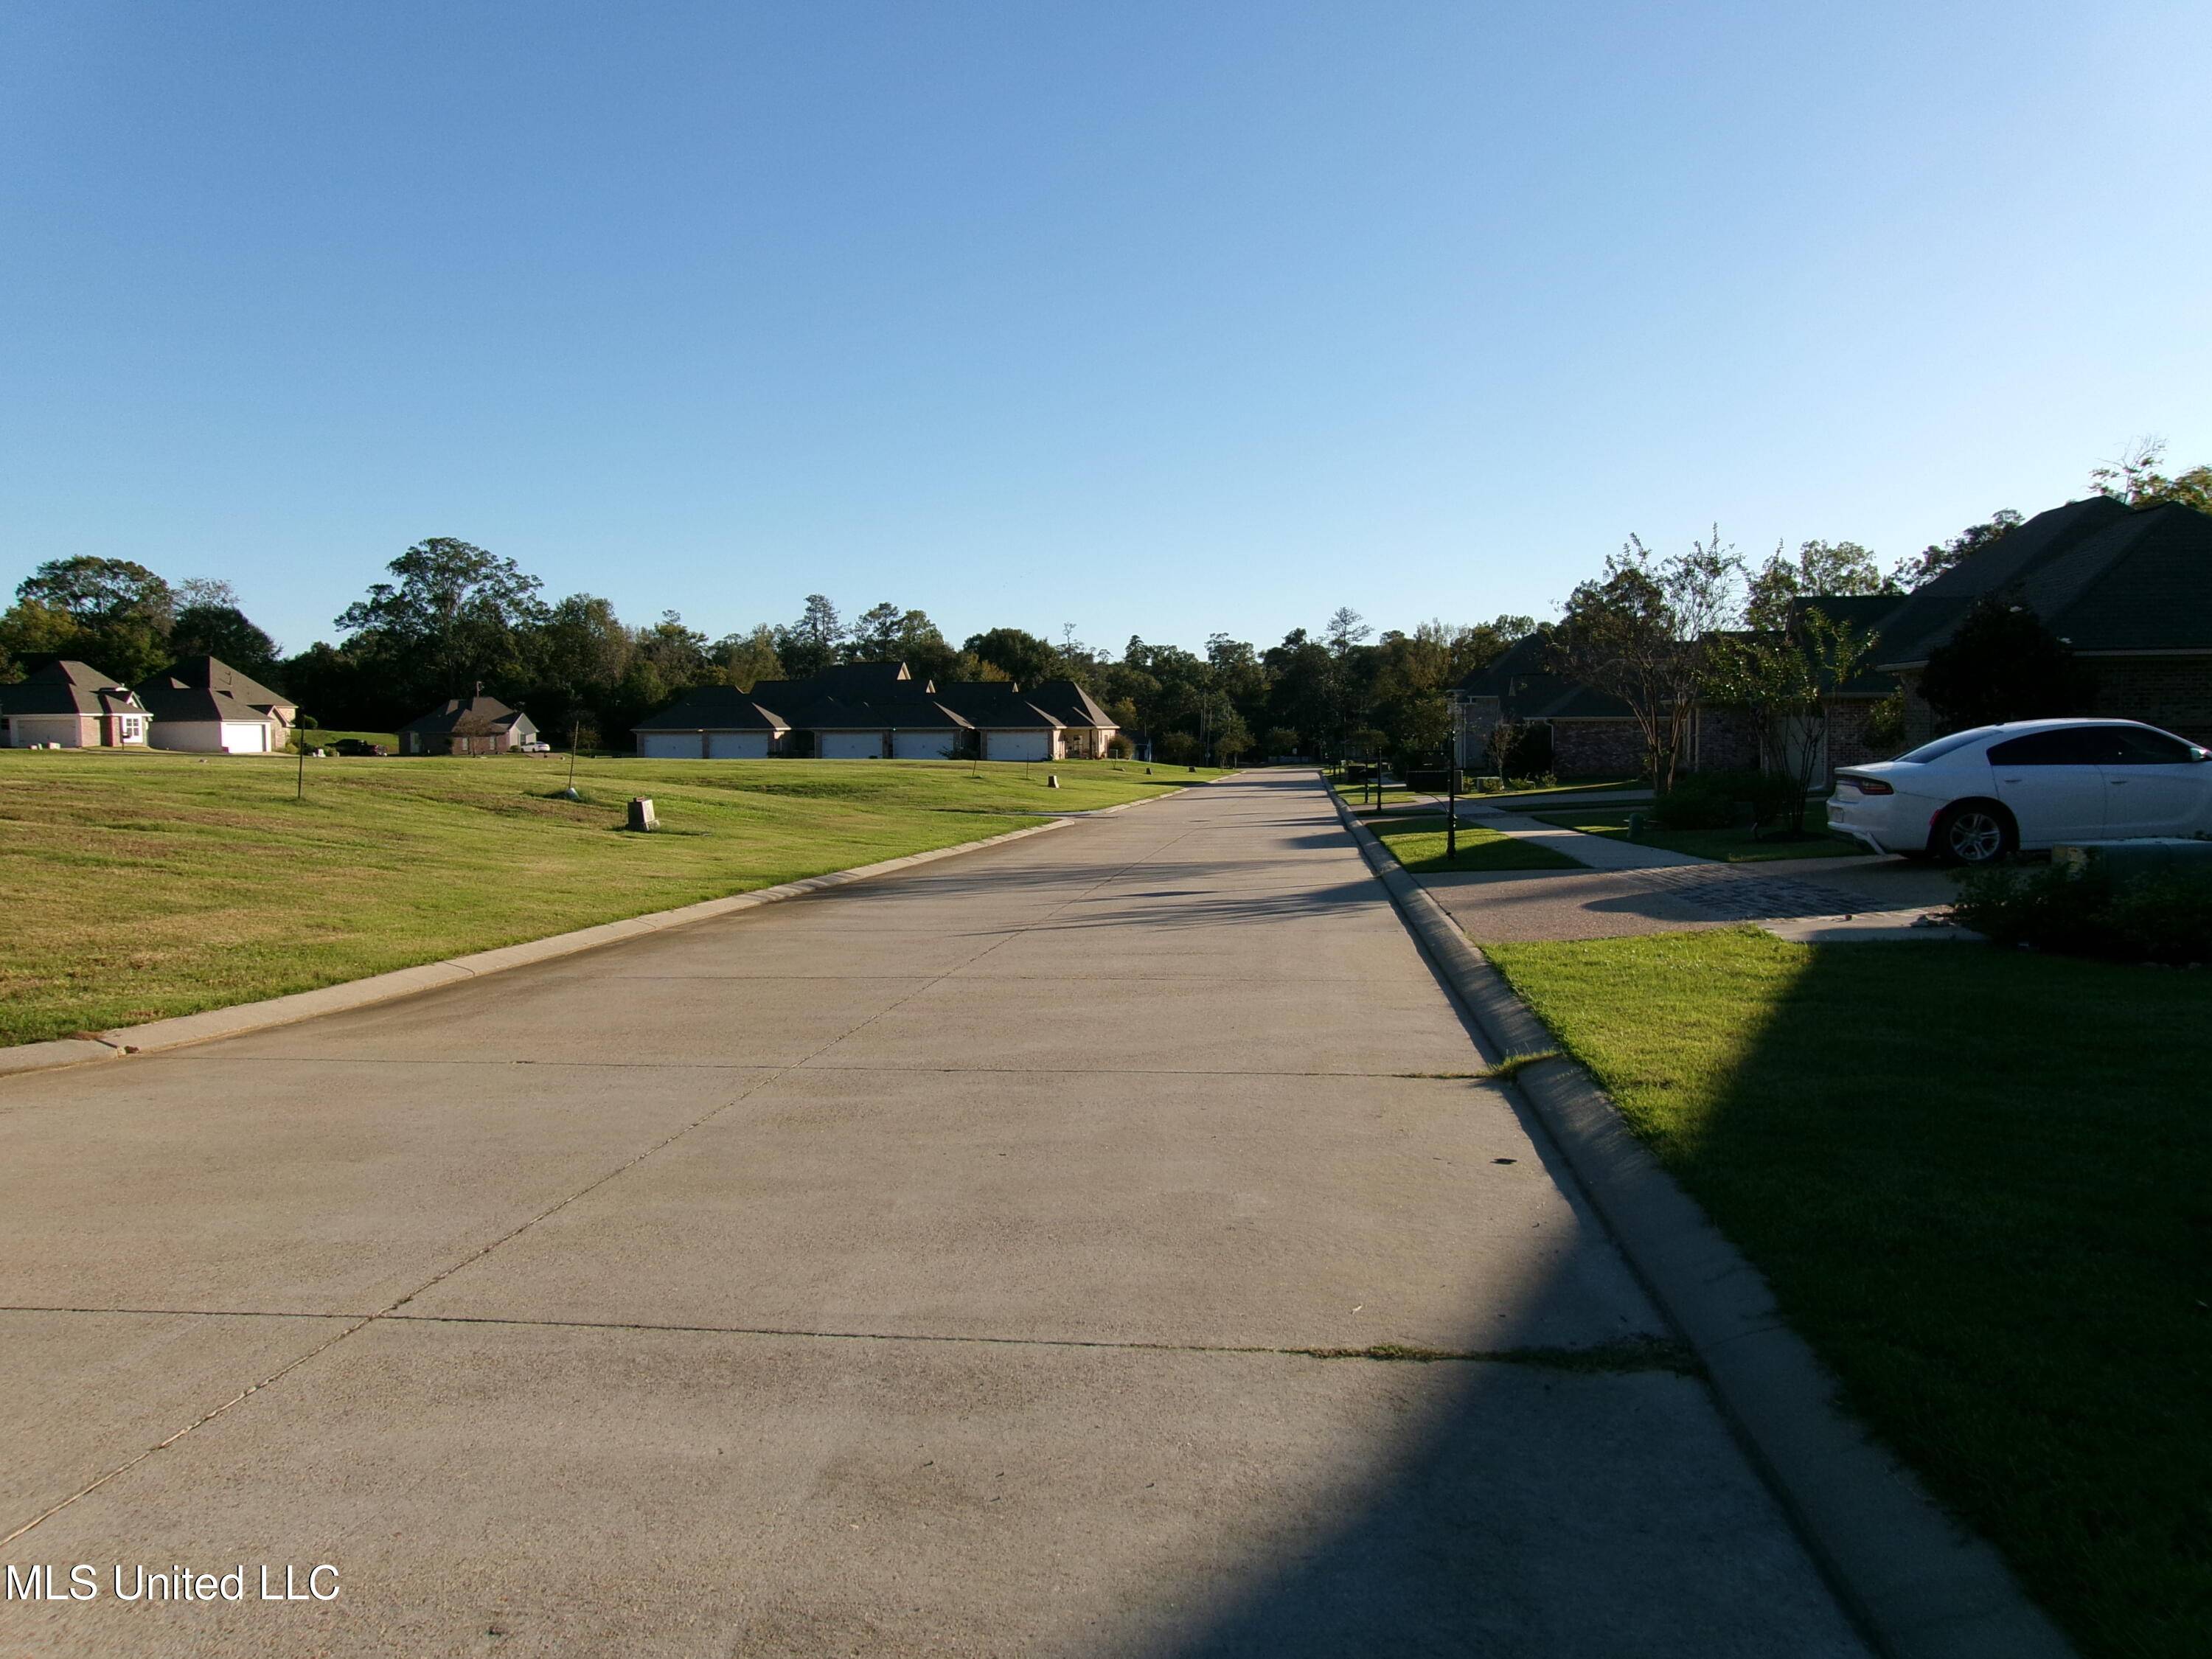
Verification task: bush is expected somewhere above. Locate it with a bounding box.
[1155,732,1201,765]
[1953,863,2212,964]
[1649,769,1803,832]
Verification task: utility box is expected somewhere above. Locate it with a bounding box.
[2053,838,2212,877]
[627,797,658,832]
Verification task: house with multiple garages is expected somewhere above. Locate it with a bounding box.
[0,660,152,748]
[399,692,540,755]
[131,655,297,754]
[636,661,1119,761]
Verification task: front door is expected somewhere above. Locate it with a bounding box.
[1986,727,2107,844]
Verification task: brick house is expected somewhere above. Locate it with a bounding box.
[1871,497,2212,746]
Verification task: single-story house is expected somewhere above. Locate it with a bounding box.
[1871,496,2212,747]
[132,655,296,754]
[0,660,151,748]
[1453,609,1902,782]
[636,661,1119,762]
[400,692,539,755]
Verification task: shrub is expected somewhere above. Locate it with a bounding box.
[1155,732,1201,765]
[1953,863,2212,964]
[1650,769,1803,832]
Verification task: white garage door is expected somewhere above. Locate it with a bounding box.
[892,729,959,760]
[987,730,1051,762]
[706,731,771,759]
[819,731,884,759]
[638,733,706,759]
[221,723,269,754]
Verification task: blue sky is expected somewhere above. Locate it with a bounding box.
[4,1,2208,657]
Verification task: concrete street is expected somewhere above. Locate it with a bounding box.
[0,773,1867,1657]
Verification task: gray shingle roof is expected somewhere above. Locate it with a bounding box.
[1019,679,1117,728]
[401,695,530,735]
[0,660,146,718]
[1873,498,2212,667]
[140,655,293,714]
[633,687,790,732]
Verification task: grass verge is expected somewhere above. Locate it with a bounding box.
[1481,927,2212,1659]
[1534,808,1859,862]
[1362,813,1578,874]
[0,750,1219,1046]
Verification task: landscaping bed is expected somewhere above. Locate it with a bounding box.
[1533,807,1859,862]
[1481,927,2212,1659]
[0,751,1216,1046]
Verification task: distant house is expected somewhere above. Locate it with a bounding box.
[1871,497,2212,746]
[635,661,1119,762]
[1453,611,1902,782]
[400,692,539,755]
[132,655,296,754]
[0,661,150,748]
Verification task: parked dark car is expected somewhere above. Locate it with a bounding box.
[333,738,389,757]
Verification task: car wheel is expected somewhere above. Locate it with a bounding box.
[1934,802,2013,866]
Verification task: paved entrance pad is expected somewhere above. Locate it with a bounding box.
[0,775,1869,1656]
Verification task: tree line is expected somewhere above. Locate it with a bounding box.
[5,440,2201,762]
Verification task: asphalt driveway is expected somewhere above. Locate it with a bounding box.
[0,773,1867,1657]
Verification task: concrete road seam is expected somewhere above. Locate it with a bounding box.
[1326,786,2074,1659]
[0,788,1192,1081]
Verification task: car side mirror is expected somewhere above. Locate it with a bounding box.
[2193,747,2211,763]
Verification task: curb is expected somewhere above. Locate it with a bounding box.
[1326,789,2075,1659]
[2,792,1186,1082]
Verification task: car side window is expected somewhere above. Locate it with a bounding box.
[2103,726,2194,765]
[1987,728,2107,765]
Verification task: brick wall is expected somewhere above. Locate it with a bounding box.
[1897,655,2212,746]
[1827,698,1891,771]
[1550,718,1649,778]
[1691,706,1761,771]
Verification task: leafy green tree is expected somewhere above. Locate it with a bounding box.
[1746,540,1891,630]
[1552,528,1741,789]
[773,594,844,677]
[1919,596,2094,733]
[1212,709,1253,765]
[1703,605,1879,833]
[1262,630,1336,755]
[10,557,176,680]
[962,626,1060,686]
[0,597,88,681]
[2090,438,2212,513]
[633,611,710,685]
[1896,511,2022,588]
[334,538,547,709]
[712,625,783,691]
[169,603,280,675]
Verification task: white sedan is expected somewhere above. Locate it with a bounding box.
[1827,717,2212,865]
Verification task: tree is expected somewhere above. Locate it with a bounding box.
[2090,437,2212,513]
[774,594,844,676]
[169,603,279,675]
[1703,605,1879,835]
[334,538,547,706]
[538,594,633,693]
[15,557,173,630]
[633,611,710,685]
[1896,511,2022,588]
[1745,540,1891,630]
[1263,726,1300,757]
[1918,595,2094,733]
[962,626,1059,687]
[849,602,908,661]
[0,597,88,681]
[712,625,783,691]
[1212,709,1253,765]
[1552,528,1741,790]
[1324,607,1371,657]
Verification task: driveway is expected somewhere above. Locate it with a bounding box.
[0,773,1866,1657]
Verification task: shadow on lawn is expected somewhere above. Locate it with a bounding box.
[1483,933,2212,1659]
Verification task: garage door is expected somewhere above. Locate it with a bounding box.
[892,729,959,760]
[638,733,706,759]
[987,730,1051,762]
[819,731,884,759]
[223,723,268,754]
[706,731,771,759]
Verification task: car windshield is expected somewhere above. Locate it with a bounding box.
[1892,730,1989,764]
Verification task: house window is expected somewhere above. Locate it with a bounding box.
[119,717,143,740]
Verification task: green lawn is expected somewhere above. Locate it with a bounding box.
[1363,812,1578,874]
[1481,928,2212,1659]
[291,728,401,751]
[0,750,1220,1047]
[1534,808,1860,862]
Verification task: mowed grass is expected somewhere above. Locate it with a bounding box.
[1481,928,2212,1659]
[1365,812,1577,874]
[1533,808,1860,862]
[0,749,1220,1046]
